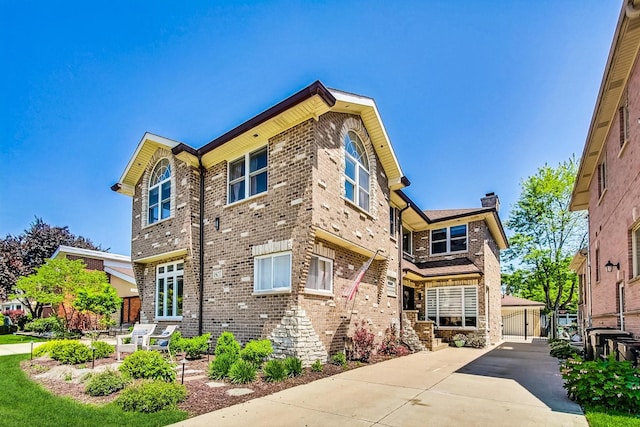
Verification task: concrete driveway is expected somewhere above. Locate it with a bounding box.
[170,340,587,427]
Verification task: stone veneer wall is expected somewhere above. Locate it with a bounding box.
[269,306,328,366]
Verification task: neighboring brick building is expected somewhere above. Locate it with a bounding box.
[570,1,640,335]
[51,245,140,325]
[112,81,507,362]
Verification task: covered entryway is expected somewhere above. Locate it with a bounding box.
[501,295,546,340]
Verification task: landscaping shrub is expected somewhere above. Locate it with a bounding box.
[214,331,241,358]
[119,351,176,382]
[283,357,303,377]
[550,340,580,359]
[378,324,400,355]
[84,370,128,396]
[331,352,347,368]
[561,356,640,413]
[263,359,287,382]
[311,359,323,372]
[351,320,375,362]
[239,339,273,367]
[173,333,211,359]
[33,341,54,357]
[24,316,63,335]
[208,352,238,379]
[90,341,114,359]
[168,331,184,354]
[395,344,410,356]
[115,380,186,413]
[227,359,256,384]
[47,340,93,364]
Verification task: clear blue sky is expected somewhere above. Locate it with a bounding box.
[0,1,620,256]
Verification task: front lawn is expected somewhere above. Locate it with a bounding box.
[0,334,46,344]
[586,409,640,427]
[0,354,187,427]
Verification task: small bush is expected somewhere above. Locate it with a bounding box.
[84,370,128,396]
[331,352,347,368]
[550,341,580,359]
[91,341,114,359]
[283,357,303,377]
[168,331,183,354]
[208,352,238,379]
[263,359,287,382]
[240,339,273,367]
[177,333,211,359]
[214,331,241,358]
[24,316,63,334]
[311,359,323,372]
[378,324,401,355]
[561,356,640,412]
[350,320,375,362]
[227,359,256,384]
[33,341,53,357]
[395,344,410,356]
[48,340,93,364]
[119,351,176,382]
[115,380,186,413]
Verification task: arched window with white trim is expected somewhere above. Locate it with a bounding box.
[148,159,171,224]
[344,131,370,211]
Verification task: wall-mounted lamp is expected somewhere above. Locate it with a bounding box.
[605,260,620,272]
[214,217,220,231]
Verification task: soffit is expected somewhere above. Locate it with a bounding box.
[571,4,640,210]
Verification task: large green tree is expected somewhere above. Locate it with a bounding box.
[0,217,103,300]
[502,157,587,313]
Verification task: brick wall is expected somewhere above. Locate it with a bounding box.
[67,255,104,271]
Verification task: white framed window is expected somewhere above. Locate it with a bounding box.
[402,227,413,255]
[426,286,477,328]
[156,261,184,319]
[148,159,171,224]
[386,277,397,297]
[306,255,333,293]
[228,146,268,204]
[389,207,397,237]
[431,224,468,255]
[254,251,292,293]
[632,226,640,278]
[344,131,370,211]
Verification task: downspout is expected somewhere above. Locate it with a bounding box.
[197,156,205,336]
[398,203,411,333]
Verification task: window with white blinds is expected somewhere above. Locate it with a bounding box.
[426,286,478,328]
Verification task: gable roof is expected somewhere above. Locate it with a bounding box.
[112,81,408,196]
[51,245,131,264]
[501,295,545,307]
[571,1,640,211]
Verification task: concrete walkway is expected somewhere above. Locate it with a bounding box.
[170,340,587,427]
[0,341,45,356]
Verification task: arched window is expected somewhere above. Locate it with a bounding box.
[148,159,171,224]
[344,131,370,211]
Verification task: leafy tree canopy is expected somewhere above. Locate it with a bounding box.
[502,157,587,313]
[0,217,103,300]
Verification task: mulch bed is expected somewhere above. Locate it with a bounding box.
[20,353,396,417]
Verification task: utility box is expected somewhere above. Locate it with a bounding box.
[588,329,632,360]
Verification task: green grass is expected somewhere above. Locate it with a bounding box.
[586,408,640,427]
[0,354,187,427]
[0,334,47,344]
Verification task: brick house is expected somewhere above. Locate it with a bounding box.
[570,1,640,335]
[51,245,140,326]
[112,81,507,362]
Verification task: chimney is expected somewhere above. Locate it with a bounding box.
[481,192,499,211]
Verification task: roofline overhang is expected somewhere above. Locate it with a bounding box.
[104,266,136,285]
[403,269,482,282]
[133,248,188,264]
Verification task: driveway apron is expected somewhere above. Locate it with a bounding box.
[170,340,587,427]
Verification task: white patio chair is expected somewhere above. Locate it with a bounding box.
[116,323,156,361]
[143,325,179,361]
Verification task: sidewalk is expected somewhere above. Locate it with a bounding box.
[0,342,46,356]
[170,341,587,427]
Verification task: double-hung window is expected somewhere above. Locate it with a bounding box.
[426,286,477,328]
[306,255,333,293]
[386,277,397,297]
[597,160,607,199]
[228,147,268,204]
[254,251,291,292]
[389,207,397,237]
[156,261,184,319]
[344,131,370,211]
[431,225,467,255]
[620,93,629,148]
[148,159,171,224]
[632,226,640,278]
[402,227,413,255]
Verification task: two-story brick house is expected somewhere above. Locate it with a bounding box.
[113,81,507,362]
[570,1,640,336]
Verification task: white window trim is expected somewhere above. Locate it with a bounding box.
[430,224,468,256]
[386,276,397,297]
[148,159,172,226]
[426,285,478,329]
[633,225,640,279]
[227,146,268,206]
[253,251,292,294]
[305,254,334,295]
[403,227,413,255]
[155,260,184,320]
[343,132,370,212]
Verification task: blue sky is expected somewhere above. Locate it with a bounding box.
[0,1,620,256]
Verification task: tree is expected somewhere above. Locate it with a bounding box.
[0,217,103,300]
[502,157,587,314]
[73,282,121,332]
